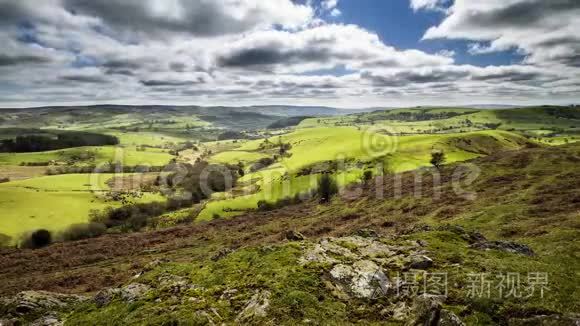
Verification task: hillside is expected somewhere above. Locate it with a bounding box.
[299,106,580,136]
[1,143,578,325]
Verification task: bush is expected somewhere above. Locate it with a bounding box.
[20,229,52,249]
[59,223,107,242]
[430,151,446,170]
[0,177,9,183]
[317,174,338,203]
[362,170,374,182]
[0,233,12,247]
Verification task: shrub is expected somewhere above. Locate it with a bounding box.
[0,177,9,183]
[430,151,446,170]
[317,174,338,203]
[0,233,12,247]
[20,229,52,249]
[59,223,107,242]
[362,170,373,182]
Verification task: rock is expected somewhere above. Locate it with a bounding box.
[236,290,271,322]
[30,314,63,326]
[410,294,444,325]
[1,291,88,317]
[329,260,390,299]
[119,283,151,302]
[158,274,196,294]
[285,230,306,241]
[470,240,535,256]
[93,288,121,308]
[509,314,580,326]
[356,229,379,238]
[406,255,434,270]
[391,302,412,321]
[211,248,234,261]
[299,243,340,265]
[439,309,466,326]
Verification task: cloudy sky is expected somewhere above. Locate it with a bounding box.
[0,0,579,108]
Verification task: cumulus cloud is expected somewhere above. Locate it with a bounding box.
[0,0,578,107]
[422,0,580,68]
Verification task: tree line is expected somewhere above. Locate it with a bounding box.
[0,131,119,152]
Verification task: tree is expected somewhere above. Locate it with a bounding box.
[430,151,446,170]
[317,174,338,203]
[21,229,52,249]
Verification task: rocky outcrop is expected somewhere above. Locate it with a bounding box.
[329,260,390,299]
[470,240,535,256]
[285,230,306,241]
[236,290,271,322]
[0,291,88,324]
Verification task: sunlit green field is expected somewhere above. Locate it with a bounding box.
[197,127,531,220]
[0,173,163,241]
[0,146,174,166]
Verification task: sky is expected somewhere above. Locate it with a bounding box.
[0,0,579,108]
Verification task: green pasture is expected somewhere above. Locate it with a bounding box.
[0,173,163,241]
[197,127,532,220]
[0,146,174,166]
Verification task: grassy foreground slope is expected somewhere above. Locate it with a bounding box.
[0,143,577,325]
[0,174,163,240]
[198,128,533,219]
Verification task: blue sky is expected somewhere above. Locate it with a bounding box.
[0,0,578,107]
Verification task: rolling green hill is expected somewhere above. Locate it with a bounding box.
[198,128,535,219]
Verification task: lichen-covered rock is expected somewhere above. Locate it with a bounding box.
[470,240,535,256]
[410,294,445,325]
[30,314,63,326]
[330,260,390,299]
[285,230,306,241]
[1,291,88,317]
[236,290,271,322]
[406,255,434,270]
[356,229,379,238]
[93,288,121,308]
[439,309,466,326]
[119,283,152,302]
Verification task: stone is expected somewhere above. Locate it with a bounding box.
[410,294,445,325]
[391,302,412,321]
[1,291,88,317]
[211,248,234,261]
[285,230,306,241]
[119,283,151,302]
[407,255,434,270]
[299,243,339,265]
[470,240,535,256]
[329,260,390,299]
[30,315,63,326]
[356,229,379,238]
[236,290,271,322]
[93,288,121,308]
[439,309,466,326]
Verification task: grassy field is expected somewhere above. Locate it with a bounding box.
[0,173,163,241]
[0,146,174,166]
[197,128,533,220]
[299,107,580,135]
